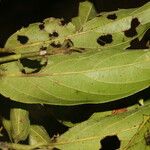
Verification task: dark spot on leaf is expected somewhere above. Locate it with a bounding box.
[145,130,150,145]
[100,135,121,150]
[97,34,113,46]
[0,66,7,77]
[79,48,85,50]
[40,46,47,51]
[20,58,46,74]
[124,18,140,37]
[70,48,85,53]
[49,31,59,38]
[122,38,125,42]
[39,23,45,30]
[75,90,80,94]
[129,38,139,49]
[127,38,146,49]
[50,42,62,48]
[107,13,117,20]
[0,52,14,57]
[52,148,61,150]
[17,35,29,44]
[65,39,74,48]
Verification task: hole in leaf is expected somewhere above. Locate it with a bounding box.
[127,38,146,49]
[65,39,74,48]
[52,148,61,150]
[17,35,29,44]
[0,52,14,57]
[100,135,121,150]
[124,18,140,37]
[49,31,59,38]
[39,23,45,30]
[20,58,46,74]
[97,34,113,46]
[50,42,62,48]
[145,130,150,145]
[40,46,47,51]
[107,13,117,20]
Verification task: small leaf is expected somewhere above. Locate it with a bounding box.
[2,118,12,141]
[52,101,150,150]
[29,125,51,145]
[72,1,97,31]
[10,108,30,143]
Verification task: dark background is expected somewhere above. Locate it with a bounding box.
[0,0,149,47]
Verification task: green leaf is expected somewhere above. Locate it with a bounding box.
[124,116,150,150]
[0,49,150,105]
[4,2,150,54]
[53,99,143,128]
[0,126,3,137]
[4,18,75,54]
[73,2,150,50]
[72,1,97,31]
[29,125,51,145]
[52,101,150,150]
[10,108,30,143]
[2,118,12,141]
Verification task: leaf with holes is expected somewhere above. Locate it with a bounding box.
[4,17,75,54]
[3,2,150,54]
[0,49,150,105]
[73,2,150,49]
[51,101,150,150]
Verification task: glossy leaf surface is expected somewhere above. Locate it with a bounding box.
[0,49,150,105]
[53,101,150,150]
[4,2,150,54]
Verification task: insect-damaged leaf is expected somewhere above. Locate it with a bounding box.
[4,18,75,54]
[4,2,150,54]
[0,49,150,105]
[74,2,150,49]
[10,108,30,143]
[52,101,150,150]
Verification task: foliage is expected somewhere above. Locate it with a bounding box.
[0,1,150,149]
